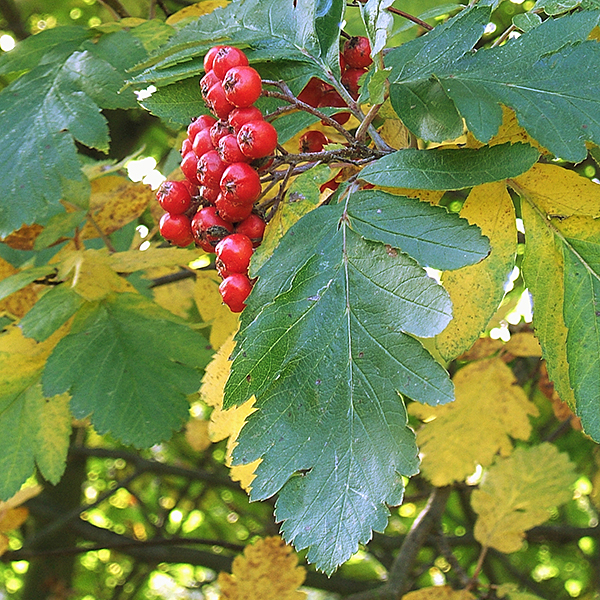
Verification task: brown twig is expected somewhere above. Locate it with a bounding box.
[97,0,131,19]
[387,7,434,31]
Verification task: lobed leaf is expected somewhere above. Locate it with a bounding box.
[42,293,212,447]
[223,194,456,572]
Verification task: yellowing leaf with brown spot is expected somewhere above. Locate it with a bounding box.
[519,201,576,409]
[218,536,306,600]
[467,107,546,153]
[503,331,542,358]
[194,270,239,350]
[185,418,212,452]
[80,176,153,239]
[0,258,38,318]
[512,163,600,217]
[58,249,135,302]
[472,443,577,553]
[166,0,228,24]
[409,358,538,486]
[402,587,476,600]
[108,247,202,273]
[436,182,517,360]
[201,334,258,490]
[2,223,43,250]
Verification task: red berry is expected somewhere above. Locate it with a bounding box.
[299,130,328,153]
[220,162,262,205]
[187,114,217,141]
[210,120,234,147]
[156,180,192,214]
[192,128,214,157]
[199,184,219,204]
[180,151,201,185]
[212,46,249,80]
[235,213,266,247]
[223,65,262,108]
[343,36,372,69]
[205,81,235,120]
[218,134,250,164]
[318,90,350,125]
[219,273,253,312]
[197,150,227,187]
[341,67,367,100]
[237,120,278,159]
[215,194,254,223]
[182,180,199,197]
[200,70,220,99]
[228,106,264,133]
[203,46,223,73]
[181,138,193,156]
[215,233,254,276]
[191,206,234,252]
[159,213,194,247]
[297,77,330,107]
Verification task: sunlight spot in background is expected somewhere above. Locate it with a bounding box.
[484,22,497,34]
[135,85,157,101]
[506,289,533,324]
[126,156,165,189]
[510,0,525,3]
[466,464,483,486]
[504,265,520,292]
[0,34,15,52]
[565,579,583,597]
[490,322,510,341]
[189,255,211,269]
[425,267,442,283]
[429,566,445,586]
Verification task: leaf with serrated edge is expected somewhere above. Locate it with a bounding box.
[436,182,517,360]
[472,443,577,552]
[360,0,394,56]
[512,164,600,217]
[224,196,454,573]
[519,200,576,409]
[555,216,600,440]
[346,190,489,271]
[359,143,540,190]
[42,293,212,447]
[409,358,538,487]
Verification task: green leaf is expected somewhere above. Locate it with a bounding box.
[0,31,148,237]
[439,11,600,162]
[346,190,490,270]
[34,211,86,251]
[132,0,343,90]
[387,6,490,142]
[20,285,86,342]
[533,0,581,15]
[140,77,211,126]
[359,143,540,190]
[223,195,454,573]
[512,12,542,32]
[360,0,394,56]
[0,26,91,76]
[0,266,57,302]
[42,293,212,447]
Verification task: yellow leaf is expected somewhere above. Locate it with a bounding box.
[379,119,410,150]
[472,443,577,553]
[80,176,154,239]
[436,182,516,360]
[194,270,239,350]
[108,247,202,273]
[519,201,576,409]
[0,535,7,556]
[502,331,542,358]
[380,187,445,206]
[217,536,306,600]
[496,583,545,600]
[457,337,503,361]
[0,257,39,318]
[59,249,135,301]
[201,334,259,490]
[402,587,476,600]
[0,506,28,533]
[511,163,600,217]
[166,0,228,24]
[467,107,546,154]
[185,418,212,452]
[2,223,43,250]
[149,265,195,319]
[409,358,538,486]
[35,392,72,484]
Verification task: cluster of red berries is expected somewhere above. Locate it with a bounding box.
[297,36,372,125]
[157,45,277,313]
